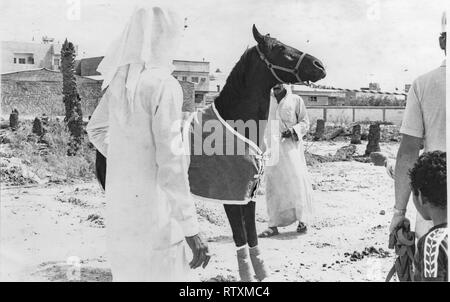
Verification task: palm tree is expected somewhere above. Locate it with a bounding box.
[61,39,83,155]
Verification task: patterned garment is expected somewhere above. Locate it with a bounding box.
[414,223,448,281]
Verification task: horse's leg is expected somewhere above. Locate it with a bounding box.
[243,201,269,281]
[242,201,258,248]
[223,204,255,282]
[223,204,247,247]
[95,150,107,190]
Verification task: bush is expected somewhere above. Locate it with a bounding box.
[348,95,406,106]
[4,119,96,182]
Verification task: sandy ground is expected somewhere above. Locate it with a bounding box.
[1,141,419,282]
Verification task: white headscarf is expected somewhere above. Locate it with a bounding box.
[97,5,183,104]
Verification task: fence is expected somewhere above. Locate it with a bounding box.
[306,105,405,125]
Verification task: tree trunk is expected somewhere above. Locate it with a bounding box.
[365,123,381,155]
[314,119,325,141]
[351,124,361,144]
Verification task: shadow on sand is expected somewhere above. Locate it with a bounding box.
[34,261,112,282]
[261,230,306,241]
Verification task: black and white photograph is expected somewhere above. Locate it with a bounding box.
[0,0,448,285]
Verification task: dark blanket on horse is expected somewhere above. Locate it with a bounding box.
[184,103,264,204]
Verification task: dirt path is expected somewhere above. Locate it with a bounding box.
[1,142,417,282]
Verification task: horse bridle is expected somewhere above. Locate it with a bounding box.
[255,44,308,85]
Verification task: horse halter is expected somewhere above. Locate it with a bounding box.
[255,44,308,85]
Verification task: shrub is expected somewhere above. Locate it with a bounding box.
[348,95,406,106]
[4,119,95,182]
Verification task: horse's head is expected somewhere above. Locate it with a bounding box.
[252,25,326,85]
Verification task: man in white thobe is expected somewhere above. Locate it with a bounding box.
[86,6,209,282]
[259,84,314,237]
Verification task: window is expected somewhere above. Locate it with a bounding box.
[200,77,206,82]
[195,94,203,104]
[191,77,199,83]
[53,58,60,66]
[310,96,318,102]
[182,76,187,81]
[14,53,34,65]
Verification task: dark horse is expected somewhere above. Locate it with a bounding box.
[94,25,326,281]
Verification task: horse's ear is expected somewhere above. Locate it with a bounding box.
[252,24,264,45]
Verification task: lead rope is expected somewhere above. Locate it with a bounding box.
[251,152,269,199]
[386,219,416,282]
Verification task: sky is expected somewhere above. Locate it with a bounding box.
[0,0,447,90]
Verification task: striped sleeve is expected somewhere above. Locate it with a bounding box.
[423,228,448,281]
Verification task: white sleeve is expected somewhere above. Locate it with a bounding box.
[400,80,424,138]
[86,90,110,157]
[150,79,199,238]
[262,99,272,153]
[292,96,310,137]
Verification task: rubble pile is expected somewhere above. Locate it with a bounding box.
[0,156,42,186]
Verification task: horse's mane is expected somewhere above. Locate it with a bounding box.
[215,37,279,106]
[214,47,254,105]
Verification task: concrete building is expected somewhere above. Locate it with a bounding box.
[209,69,227,93]
[75,56,103,77]
[172,60,210,105]
[1,38,78,74]
[292,84,406,106]
[368,82,381,91]
[72,56,208,108]
[404,84,411,93]
[291,85,346,106]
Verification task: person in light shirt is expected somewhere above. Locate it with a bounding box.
[389,12,446,239]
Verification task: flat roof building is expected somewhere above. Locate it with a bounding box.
[1,39,78,74]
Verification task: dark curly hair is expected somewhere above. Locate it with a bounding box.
[409,151,447,209]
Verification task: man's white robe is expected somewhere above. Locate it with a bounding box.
[264,88,314,227]
[87,67,199,282]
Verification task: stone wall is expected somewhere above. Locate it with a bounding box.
[306,106,405,126]
[179,81,195,112]
[1,69,196,117]
[1,69,102,117]
[1,80,102,117]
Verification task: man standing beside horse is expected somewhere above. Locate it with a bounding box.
[259,84,314,238]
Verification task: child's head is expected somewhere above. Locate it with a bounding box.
[409,151,447,220]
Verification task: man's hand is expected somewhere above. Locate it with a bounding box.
[389,211,407,233]
[281,128,299,141]
[185,234,210,269]
[281,129,292,139]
